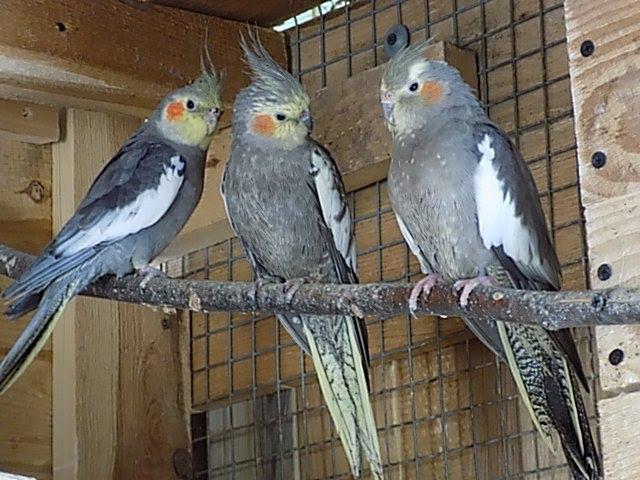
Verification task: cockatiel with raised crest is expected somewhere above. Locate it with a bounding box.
[221,33,383,479]
[0,44,223,395]
[380,40,601,479]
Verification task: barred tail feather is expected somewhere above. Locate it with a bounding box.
[303,316,383,479]
[497,321,601,480]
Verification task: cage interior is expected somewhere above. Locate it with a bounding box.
[162,0,601,478]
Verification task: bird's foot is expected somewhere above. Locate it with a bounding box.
[453,275,497,307]
[283,277,313,304]
[250,276,283,304]
[408,273,443,316]
[136,265,166,289]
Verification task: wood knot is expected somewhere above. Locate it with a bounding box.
[17,180,45,203]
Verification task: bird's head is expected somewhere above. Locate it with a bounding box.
[234,31,311,150]
[380,39,477,137]
[155,39,224,150]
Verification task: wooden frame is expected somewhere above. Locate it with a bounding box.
[565,0,640,477]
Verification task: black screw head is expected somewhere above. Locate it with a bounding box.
[384,24,410,58]
[597,263,612,281]
[591,151,607,169]
[609,348,624,366]
[580,40,595,57]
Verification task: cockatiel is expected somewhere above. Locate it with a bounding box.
[380,41,601,479]
[221,33,383,479]
[0,46,223,395]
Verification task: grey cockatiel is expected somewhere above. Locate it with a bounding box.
[221,33,383,479]
[0,47,223,395]
[380,41,601,479]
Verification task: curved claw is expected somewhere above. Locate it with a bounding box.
[283,277,311,304]
[453,275,497,307]
[136,265,166,289]
[250,276,283,305]
[408,273,443,317]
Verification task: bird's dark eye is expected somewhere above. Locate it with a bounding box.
[186,99,196,110]
[409,82,419,92]
[276,113,286,121]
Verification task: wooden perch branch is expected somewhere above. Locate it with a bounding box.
[0,243,638,330]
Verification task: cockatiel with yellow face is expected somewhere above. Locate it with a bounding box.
[0,44,223,395]
[380,40,601,479]
[221,33,383,479]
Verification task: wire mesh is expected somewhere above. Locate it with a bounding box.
[172,0,601,478]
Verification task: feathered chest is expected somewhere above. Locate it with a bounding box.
[387,133,493,278]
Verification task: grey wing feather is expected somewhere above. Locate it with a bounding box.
[3,137,184,302]
[476,123,589,390]
[474,123,561,290]
[308,144,370,368]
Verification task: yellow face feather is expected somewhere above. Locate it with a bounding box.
[249,100,310,146]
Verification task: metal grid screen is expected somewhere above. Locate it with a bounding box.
[173,0,600,478]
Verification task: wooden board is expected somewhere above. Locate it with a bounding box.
[160,41,478,260]
[150,0,325,26]
[0,0,286,120]
[0,99,60,145]
[51,109,190,480]
[0,139,52,478]
[565,0,640,477]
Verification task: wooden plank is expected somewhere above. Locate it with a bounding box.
[161,41,478,260]
[0,139,52,479]
[150,0,325,26]
[52,109,190,479]
[0,0,286,120]
[0,99,59,144]
[598,391,640,480]
[565,0,640,477]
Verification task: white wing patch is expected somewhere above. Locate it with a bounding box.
[310,149,356,272]
[474,134,537,268]
[58,156,185,256]
[395,214,430,274]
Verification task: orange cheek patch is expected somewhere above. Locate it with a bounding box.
[166,101,185,122]
[420,81,444,104]
[251,114,276,136]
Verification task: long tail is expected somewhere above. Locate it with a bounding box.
[497,321,601,480]
[0,272,92,395]
[303,315,383,479]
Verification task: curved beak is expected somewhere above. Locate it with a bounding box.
[206,106,221,134]
[381,100,395,125]
[299,110,313,132]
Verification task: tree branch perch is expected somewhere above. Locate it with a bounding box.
[0,243,637,330]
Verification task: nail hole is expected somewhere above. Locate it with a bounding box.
[21,107,32,119]
[55,22,67,32]
[609,348,624,366]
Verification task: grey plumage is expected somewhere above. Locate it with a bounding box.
[0,49,223,394]
[221,32,382,479]
[381,41,600,479]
